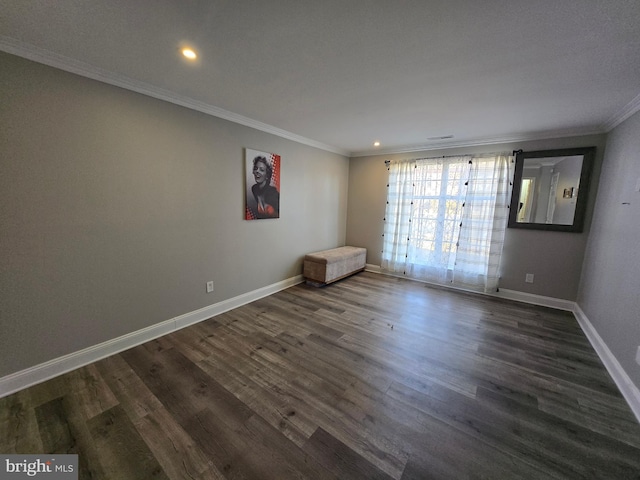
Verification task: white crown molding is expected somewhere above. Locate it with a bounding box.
[350,127,607,158]
[4,35,639,161]
[0,36,349,157]
[602,92,640,132]
[0,274,304,398]
[353,93,640,157]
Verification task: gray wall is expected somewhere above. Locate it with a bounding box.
[346,134,606,301]
[578,110,640,388]
[0,52,349,378]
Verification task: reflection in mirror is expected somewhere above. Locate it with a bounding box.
[518,155,583,225]
[508,147,595,233]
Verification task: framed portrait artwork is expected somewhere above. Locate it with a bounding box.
[245,149,281,220]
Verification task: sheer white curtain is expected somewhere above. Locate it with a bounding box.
[381,159,416,273]
[381,153,514,293]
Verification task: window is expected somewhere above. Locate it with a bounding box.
[382,153,513,292]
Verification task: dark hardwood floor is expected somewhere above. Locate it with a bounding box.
[2,272,640,479]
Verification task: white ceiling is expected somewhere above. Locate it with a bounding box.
[2,0,640,156]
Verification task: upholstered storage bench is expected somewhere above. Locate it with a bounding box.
[303,246,366,285]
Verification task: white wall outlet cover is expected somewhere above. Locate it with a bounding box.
[636,346,640,366]
[525,273,534,283]
[206,281,214,293]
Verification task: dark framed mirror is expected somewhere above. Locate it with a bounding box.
[508,147,595,232]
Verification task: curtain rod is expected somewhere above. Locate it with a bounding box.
[384,150,513,165]
[384,154,471,165]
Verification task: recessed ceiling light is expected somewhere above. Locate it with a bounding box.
[373,141,381,147]
[181,47,197,60]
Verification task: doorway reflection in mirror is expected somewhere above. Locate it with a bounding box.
[520,155,583,225]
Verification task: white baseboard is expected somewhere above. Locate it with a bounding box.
[573,305,640,424]
[0,275,304,398]
[367,265,576,311]
[495,288,576,312]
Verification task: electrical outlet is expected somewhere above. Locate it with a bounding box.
[636,346,640,366]
[525,273,534,283]
[206,281,214,293]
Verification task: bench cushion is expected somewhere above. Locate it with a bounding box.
[303,246,366,284]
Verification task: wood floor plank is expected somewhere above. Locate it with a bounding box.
[0,398,43,454]
[399,429,558,480]
[253,331,360,392]
[386,379,579,477]
[133,407,224,480]
[94,354,164,422]
[183,407,335,480]
[475,386,640,476]
[246,296,345,340]
[199,326,408,477]
[35,397,78,454]
[390,376,640,478]
[87,405,168,480]
[340,375,558,479]
[62,364,120,420]
[121,345,254,429]
[35,396,107,479]
[303,427,395,480]
[242,414,338,480]
[197,352,318,446]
